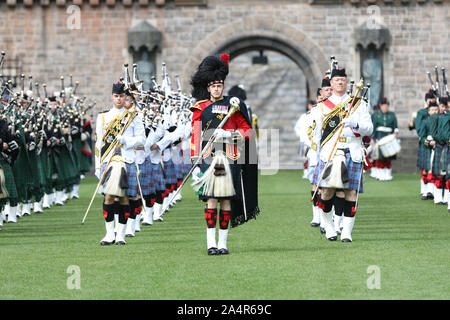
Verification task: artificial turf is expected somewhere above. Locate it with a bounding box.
[0,172,449,300]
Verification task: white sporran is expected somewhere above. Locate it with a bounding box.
[322,149,349,189]
[100,156,128,197]
[192,150,235,198]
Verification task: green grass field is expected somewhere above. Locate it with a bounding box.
[0,172,449,300]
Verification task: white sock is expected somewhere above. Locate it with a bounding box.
[341,216,355,241]
[206,228,217,249]
[217,229,229,250]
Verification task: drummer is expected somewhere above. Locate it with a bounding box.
[370,97,399,181]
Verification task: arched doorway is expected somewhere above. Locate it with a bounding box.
[183,18,328,169]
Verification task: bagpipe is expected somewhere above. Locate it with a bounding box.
[119,61,195,134]
[0,50,93,158]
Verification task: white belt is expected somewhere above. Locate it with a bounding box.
[336,136,361,149]
[376,126,393,133]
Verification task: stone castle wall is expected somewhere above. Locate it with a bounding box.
[0,0,447,171]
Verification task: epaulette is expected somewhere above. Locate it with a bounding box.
[190,99,209,111]
[99,110,109,114]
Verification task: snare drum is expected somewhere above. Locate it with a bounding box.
[378,134,401,158]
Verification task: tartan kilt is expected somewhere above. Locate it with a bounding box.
[27,150,43,201]
[0,157,18,205]
[139,158,154,195]
[152,163,166,191]
[38,147,51,193]
[416,143,430,170]
[71,138,82,172]
[317,149,364,193]
[163,159,177,184]
[80,153,92,174]
[175,161,184,180]
[100,161,138,198]
[446,145,450,181]
[12,148,32,202]
[432,144,446,175]
[312,162,321,186]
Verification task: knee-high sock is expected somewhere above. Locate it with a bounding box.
[103,203,115,222]
[334,195,345,231]
[218,209,231,249]
[205,208,217,249]
[118,204,130,224]
[318,196,336,238]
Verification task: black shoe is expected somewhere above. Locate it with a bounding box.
[22,213,31,217]
[207,247,219,255]
[320,227,326,234]
[218,248,230,255]
[100,240,115,246]
[421,195,428,200]
[327,236,337,241]
[310,222,320,227]
[336,230,341,235]
[341,238,352,243]
[116,241,126,245]
[142,222,153,226]
[125,234,135,238]
[427,193,434,199]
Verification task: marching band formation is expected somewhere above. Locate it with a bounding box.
[0,51,94,231]
[1,47,448,250]
[84,54,259,253]
[296,59,450,242]
[409,68,449,210]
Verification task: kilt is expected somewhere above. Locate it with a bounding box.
[433,144,449,177]
[317,149,364,193]
[305,165,316,184]
[0,157,18,206]
[163,159,177,184]
[198,161,243,201]
[175,161,184,180]
[27,150,43,201]
[139,158,154,195]
[12,148,32,202]
[100,161,138,197]
[152,163,166,191]
[416,143,431,170]
[312,162,321,186]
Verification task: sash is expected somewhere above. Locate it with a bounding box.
[100,110,137,163]
[320,97,361,148]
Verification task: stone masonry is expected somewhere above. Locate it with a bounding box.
[0,0,448,171]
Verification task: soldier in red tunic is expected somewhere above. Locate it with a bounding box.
[189,55,260,255]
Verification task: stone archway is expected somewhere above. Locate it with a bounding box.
[182,15,328,99]
[182,16,328,169]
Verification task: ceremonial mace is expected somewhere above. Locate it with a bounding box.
[310,78,364,202]
[161,97,241,213]
[81,112,137,225]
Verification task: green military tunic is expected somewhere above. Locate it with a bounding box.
[11,124,33,203]
[432,112,450,177]
[371,110,398,160]
[415,108,430,170]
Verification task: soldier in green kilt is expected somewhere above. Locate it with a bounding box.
[430,97,449,205]
[370,97,399,181]
[415,92,437,199]
[0,117,20,226]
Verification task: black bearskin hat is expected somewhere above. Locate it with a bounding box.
[191,54,229,101]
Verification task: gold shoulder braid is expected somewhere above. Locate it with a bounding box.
[100,111,137,163]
